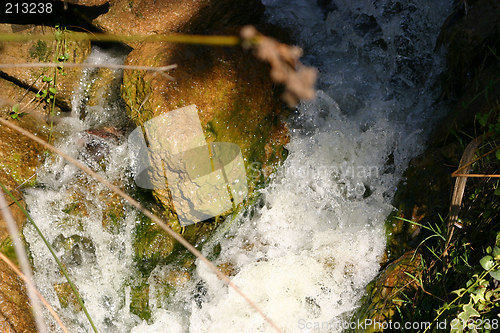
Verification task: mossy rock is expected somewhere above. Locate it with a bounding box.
[123,40,290,269]
[53,282,83,313]
[129,278,151,321]
[122,41,289,202]
[0,24,91,110]
[133,212,177,276]
[350,250,422,333]
[52,234,97,267]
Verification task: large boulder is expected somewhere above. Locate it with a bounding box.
[93,0,264,46]
[0,24,91,110]
[122,41,290,219]
[0,75,49,332]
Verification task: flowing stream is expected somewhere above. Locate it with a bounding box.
[23,1,452,332]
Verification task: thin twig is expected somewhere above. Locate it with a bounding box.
[0,118,284,333]
[0,253,69,333]
[451,143,500,177]
[452,173,500,178]
[0,192,48,333]
[14,173,37,191]
[0,62,177,73]
[0,32,242,46]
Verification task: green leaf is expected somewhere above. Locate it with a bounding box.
[480,256,495,270]
[477,113,489,127]
[493,246,500,259]
[450,318,463,333]
[471,288,485,303]
[490,269,500,281]
[10,113,18,119]
[495,187,500,196]
[486,290,494,301]
[58,53,69,61]
[496,149,500,161]
[457,301,480,323]
[42,76,52,82]
[452,288,467,296]
[49,87,57,95]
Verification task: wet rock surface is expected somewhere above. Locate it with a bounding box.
[0,122,45,244]
[0,260,37,333]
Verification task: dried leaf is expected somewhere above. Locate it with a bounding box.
[241,25,317,107]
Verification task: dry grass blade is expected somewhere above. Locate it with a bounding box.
[452,173,500,178]
[0,252,69,333]
[445,137,482,250]
[0,32,241,46]
[0,118,284,333]
[0,192,48,333]
[0,62,177,73]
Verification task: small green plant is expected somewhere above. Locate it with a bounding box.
[9,104,26,120]
[35,24,69,144]
[438,233,500,333]
[35,75,57,103]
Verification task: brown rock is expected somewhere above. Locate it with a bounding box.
[0,76,62,126]
[122,41,290,213]
[57,0,109,5]
[0,125,45,245]
[0,76,49,250]
[0,24,91,110]
[93,0,264,46]
[0,260,37,333]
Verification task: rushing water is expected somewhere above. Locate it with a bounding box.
[23,1,451,332]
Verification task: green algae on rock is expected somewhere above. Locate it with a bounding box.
[350,250,422,333]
